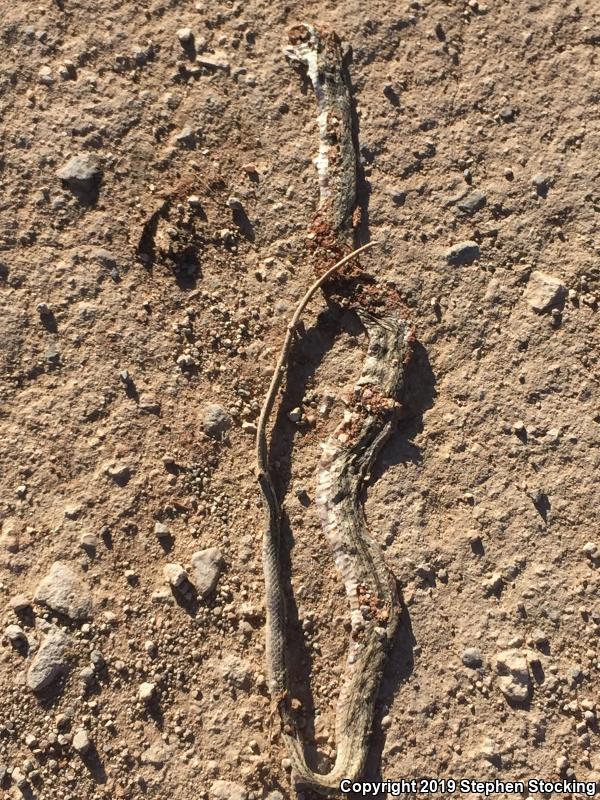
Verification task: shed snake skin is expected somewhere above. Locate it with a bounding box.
[256,24,413,796]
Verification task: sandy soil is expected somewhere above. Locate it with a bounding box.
[0,1,599,799]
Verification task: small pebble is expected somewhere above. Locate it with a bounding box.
[164,563,188,588]
[138,682,156,703]
[72,728,91,755]
[177,28,194,45]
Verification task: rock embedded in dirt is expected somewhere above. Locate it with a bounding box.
[494,649,532,703]
[163,563,188,589]
[462,647,483,668]
[79,532,99,550]
[191,547,224,597]
[56,155,102,200]
[27,628,69,692]
[177,28,194,45]
[202,404,232,438]
[483,572,503,596]
[38,66,54,85]
[12,767,27,789]
[154,521,170,539]
[138,394,161,414]
[210,780,247,800]
[138,682,156,702]
[524,270,567,312]
[72,728,91,754]
[218,653,252,690]
[197,52,230,72]
[457,190,486,215]
[4,624,26,646]
[532,173,553,197]
[582,542,598,560]
[445,241,481,266]
[173,126,196,148]
[34,561,92,620]
[9,594,31,611]
[227,195,244,211]
[141,739,173,767]
[105,463,132,483]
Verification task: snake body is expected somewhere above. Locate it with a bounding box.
[257,24,413,796]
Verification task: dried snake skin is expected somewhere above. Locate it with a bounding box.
[285,23,356,249]
[257,23,414,797]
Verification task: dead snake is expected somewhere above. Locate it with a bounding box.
[256,24,413,796]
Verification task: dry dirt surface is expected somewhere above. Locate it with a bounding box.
[1,0,600,799]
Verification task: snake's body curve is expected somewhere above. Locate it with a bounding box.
[257,24,413,796]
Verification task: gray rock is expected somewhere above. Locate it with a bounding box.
[582,542,598,560]
[494,649,532,703]
[177,28,194,45]
[227,196,244,211]
[141,739,173,767]
[34,561,92,621]
[524,270,567,312]
[202,404,231,438]
[138,394,161,414]
[92,248,118,269]
[445,240,481,266]
[499,105,515,122]
[210,780,247,800]
[72,728,91,754]
[56,155,101,199]
[197,53,230,72]
[457,190,486,214]
[462,647,483,668]
[9,593,31,611]
[79,666,95,686]
[46,343,60,366]
[12,767,27,789]
[27,629,69,692]
[105,462,132,483]
[218,654,251,690]
[154,521,170,539]
[4,624,26,645]
[138,682,156,702]
[532,173,553,197]
[191,547,224,597]
[163,563,188,589]
[173,126,196,148]
[79,532,99,550]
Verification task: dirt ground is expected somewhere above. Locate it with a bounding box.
[1,0,599,799]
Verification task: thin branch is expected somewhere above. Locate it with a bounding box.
[255,240,378,475]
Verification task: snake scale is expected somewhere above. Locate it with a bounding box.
[256,24,413,796]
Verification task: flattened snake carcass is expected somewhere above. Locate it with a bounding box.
[256,24,413,796]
